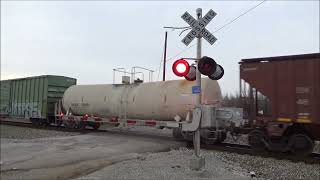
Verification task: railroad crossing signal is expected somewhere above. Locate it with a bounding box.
[181,9,217,46]
[172,57,224,81]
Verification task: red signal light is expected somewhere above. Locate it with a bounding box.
[60,112,64,117]
[172,59,190,77]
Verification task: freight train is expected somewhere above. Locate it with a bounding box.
[0,52,319,156]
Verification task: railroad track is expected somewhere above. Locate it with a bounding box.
[0,119,176,141]
[1,118,319,164]
[0,119,89,133]
[202,143,320,164]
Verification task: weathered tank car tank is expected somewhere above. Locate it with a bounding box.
[62,78,222,121]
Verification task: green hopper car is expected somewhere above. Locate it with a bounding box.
[0,75,76,123]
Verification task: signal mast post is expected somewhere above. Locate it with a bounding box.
[192,8,205,170]
[178,7,218,170]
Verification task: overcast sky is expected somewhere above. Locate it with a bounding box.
[1,1,319,94]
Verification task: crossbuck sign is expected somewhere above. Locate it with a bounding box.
[181,9,217,46]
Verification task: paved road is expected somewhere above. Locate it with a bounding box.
[1,131,185,180]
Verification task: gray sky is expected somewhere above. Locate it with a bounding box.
[1,1,319,94]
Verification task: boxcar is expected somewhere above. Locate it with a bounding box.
[0,75,76,123]
[239,53,320,155]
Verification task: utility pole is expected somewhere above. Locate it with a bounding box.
[163,32,168,81]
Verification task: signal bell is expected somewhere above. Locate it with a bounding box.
[185,65,196,81]
[172,56,224,81]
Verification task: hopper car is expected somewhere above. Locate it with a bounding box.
[240,53,320,156]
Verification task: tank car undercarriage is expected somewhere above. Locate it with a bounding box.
[173,127,227,145]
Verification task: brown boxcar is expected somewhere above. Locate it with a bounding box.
[239,53,320,156]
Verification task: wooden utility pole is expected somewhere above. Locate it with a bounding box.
[163,31,168,81]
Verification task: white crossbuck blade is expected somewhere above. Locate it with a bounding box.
[181,9,217,46]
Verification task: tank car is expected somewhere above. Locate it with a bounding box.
[62,78,222,121]
[60,78,232,143]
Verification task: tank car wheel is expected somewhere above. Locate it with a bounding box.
[31,119,40,126]
[248,130,267,151]
[36,121,43,127]
[69,121,77,129]
[172,128,184,140]
[42,122,50,127]
[201,131,227,145]
[181,131,193,142]
[201,138,216,145]
[77,121,86,130]
[217,131,227,143]
[92,123,100,130]
[288,134,314,157]
[34,122,41,127]
[56,120,63,127]
[65,120,76,129]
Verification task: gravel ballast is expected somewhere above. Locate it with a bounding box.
[79,147,251,180]
[80,147,320,180]
[219,150,320,180]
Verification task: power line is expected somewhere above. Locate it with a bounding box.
[166,43,197,62]
[213,0,267,33]
[164,0,267,63]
